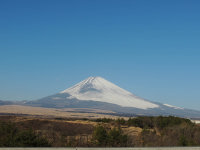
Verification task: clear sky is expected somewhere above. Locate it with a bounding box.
[0,0,200,110]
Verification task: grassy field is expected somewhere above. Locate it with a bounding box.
[0,105,122,119]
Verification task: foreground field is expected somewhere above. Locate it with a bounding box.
[1,115,200,147]
[0,115,141,147]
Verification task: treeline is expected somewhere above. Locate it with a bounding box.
[95,116,193,129]
[127,116,193,129]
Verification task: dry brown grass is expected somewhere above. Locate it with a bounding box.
[0,105,121,119]
[122,126,142,136]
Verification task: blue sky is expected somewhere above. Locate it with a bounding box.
[0,0,200,110]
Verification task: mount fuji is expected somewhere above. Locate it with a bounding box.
[60,76,158,109]
[25,76,200,118]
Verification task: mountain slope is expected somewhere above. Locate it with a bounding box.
[60,76,158,109]
[25,76,200,118]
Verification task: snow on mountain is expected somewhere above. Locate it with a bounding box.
[60,76,159,109]
[163,104,184,110]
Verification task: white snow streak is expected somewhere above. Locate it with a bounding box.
[163,104,184,110]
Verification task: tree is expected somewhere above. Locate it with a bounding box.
[92,125,108,146]
[108,127,127,147]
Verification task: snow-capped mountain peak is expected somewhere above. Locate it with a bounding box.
[60,76,159,109]
[25,76,200,118]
